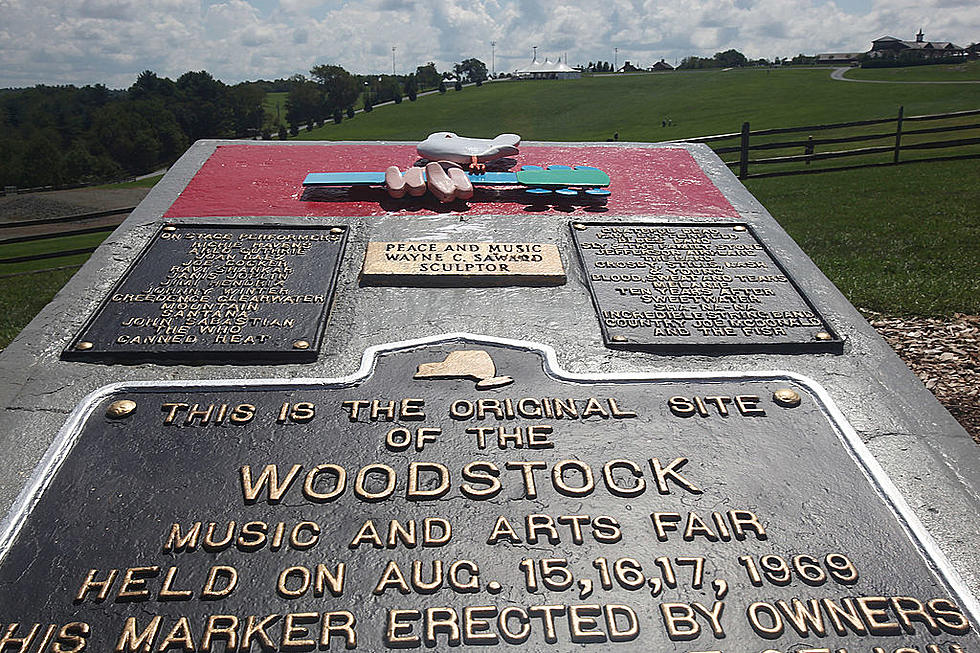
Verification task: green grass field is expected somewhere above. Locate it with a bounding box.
[263,91,288,125]
[295,67,979,142]
[92,174,164,189]
[843,60,980,82]
[0,266,84,346]
[746,160,979,315]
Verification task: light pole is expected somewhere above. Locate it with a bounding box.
[532,45,537,62]
[391,46,396,75]
[614,47,618,72]
[491,40,496,77]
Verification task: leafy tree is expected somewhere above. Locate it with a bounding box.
[310,64,359,113]
[20,131,64,187]
[438,81,447,94]
[174,70,235,141]
[130,71,175,101]
[415,63,441,90]
[714,49,748,67]
[346,107,355,119]
[454,58,488,84]
[285,79,324,128]
[278,125,288,140]
[290,123,299,136]
[454,80,463,91]
[229,83,265,135]
[333,109,342,124]
[404,74,418,100]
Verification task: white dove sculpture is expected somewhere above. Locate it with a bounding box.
[417,132,521,171]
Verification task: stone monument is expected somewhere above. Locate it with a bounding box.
[0,139,976,652]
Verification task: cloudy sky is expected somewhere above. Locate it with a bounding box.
[1,0,977,88]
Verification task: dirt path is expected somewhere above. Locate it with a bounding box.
[0,187,150,224]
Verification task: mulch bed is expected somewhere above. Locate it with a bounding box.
[863,310,980,444]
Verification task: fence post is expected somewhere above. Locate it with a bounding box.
[805,135,814,165]
[893,105,904,164]
[739,121,750,179]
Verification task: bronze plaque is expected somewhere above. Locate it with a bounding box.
[2,336,977,652]
[63,224,347,363]
[361,241,565,286]
[571,222,843,354]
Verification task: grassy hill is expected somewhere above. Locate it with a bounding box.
[295,67,980,142]
[843,60,980,82]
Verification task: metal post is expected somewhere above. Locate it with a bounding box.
[391,47,396,75]
[491,41,496,77]
[739,121,751,179]
[893,105,904,164]
[805,135,814,165]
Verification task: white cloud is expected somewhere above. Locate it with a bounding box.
[0,0,977,87]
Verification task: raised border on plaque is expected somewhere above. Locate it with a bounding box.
[360,241,566,287]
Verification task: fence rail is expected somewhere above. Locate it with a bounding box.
[682,107,980,178]
[0,207,135,230]
[0,207,131,269]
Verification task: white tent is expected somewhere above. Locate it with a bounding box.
[514,57,581,79]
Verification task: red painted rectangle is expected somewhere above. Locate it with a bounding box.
[164,143,738,218]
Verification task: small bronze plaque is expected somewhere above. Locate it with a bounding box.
[2,337,977,652]
[572,222,843,353]
[63,224,347,363]
[361,241,565,286]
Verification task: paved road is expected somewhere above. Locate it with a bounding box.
[831,67,980,84]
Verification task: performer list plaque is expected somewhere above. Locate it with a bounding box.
[63,224,347,363]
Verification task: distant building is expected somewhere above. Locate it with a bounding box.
[867,30,965,59]
[816,52,862,65]
[651,59,674,71]
[817,30,965,66]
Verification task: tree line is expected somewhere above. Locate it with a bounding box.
[0,70,266,188]
[0,59,489,188]
[282,59,487,131]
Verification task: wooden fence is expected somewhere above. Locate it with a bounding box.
[683,107,980,179]
[0,207,132,267]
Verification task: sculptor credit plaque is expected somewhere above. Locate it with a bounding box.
[64,224,347,363]
[361,241,565,286]
[2,338,976,652]
[571,222,843,353]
